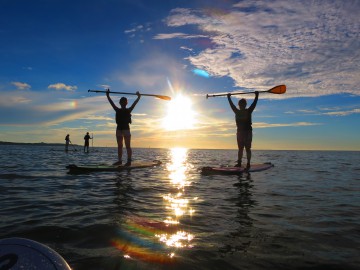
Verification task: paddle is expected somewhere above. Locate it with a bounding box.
[70,141,77,152]
[88,89,171,101]
[206,85,286,98]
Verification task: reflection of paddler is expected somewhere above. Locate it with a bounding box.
[106,90,141,166]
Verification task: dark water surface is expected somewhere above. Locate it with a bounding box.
[0,145,359,269]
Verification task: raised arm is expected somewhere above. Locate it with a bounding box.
[106,89,118,111]
[248,91,259,112]
[128,91,141,112]
[227,93,238,113]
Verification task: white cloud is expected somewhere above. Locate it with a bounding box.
[11,82,31,90]
[287,106,360,116]
[160,0,360,98]
[153,33,208,39]
[97,84,111,89]
[48,83,77,91]
[125,24,144,34]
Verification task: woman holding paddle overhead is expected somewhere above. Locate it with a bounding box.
[106,90,141,166]
[227,91,259,171]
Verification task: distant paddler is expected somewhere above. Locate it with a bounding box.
[65,134,70,152]
[84,132,93,153]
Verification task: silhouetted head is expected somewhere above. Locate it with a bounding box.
[119,97,128,107]
[238,98,247,109]
[86,132,89,135]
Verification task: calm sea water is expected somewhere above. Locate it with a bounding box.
[0,145,359,270]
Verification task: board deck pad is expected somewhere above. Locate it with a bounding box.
[0,237,71,270]
[201,162,274,175]
[67,160,161,173]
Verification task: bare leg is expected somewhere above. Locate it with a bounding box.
[236,133,244,166]
[245,146,251,170]
[124,135,132,165]
[245,131,253,171]
[116,135,124,162]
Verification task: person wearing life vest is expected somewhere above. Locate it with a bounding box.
[106,90,141,166]
[227,91,259,171]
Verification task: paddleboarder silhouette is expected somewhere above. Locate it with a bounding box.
[83,132,93,153]
[227,91,259,171]
[106,89,141,166]
[65,134,70,152]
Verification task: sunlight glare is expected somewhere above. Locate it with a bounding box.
[162,94,196,131]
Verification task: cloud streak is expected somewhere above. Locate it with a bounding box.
[153,33,208,39]
[11,82,31,90]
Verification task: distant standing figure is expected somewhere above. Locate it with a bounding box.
[84,132,92,153]
[227,91,259,171]
[65,134,70,152]
[106,90,141,166]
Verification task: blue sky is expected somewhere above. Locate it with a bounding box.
[0,0,359,150]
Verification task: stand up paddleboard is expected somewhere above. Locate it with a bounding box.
[0,237,71,270]
[201,162,274,175]
[67,160,161,173]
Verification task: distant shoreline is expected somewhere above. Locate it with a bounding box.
[0,141,74,146]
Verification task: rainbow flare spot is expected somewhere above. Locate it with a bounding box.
[111,216,193,263]
[111,239,175,264]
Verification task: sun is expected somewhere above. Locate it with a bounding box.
[162,94,196,131]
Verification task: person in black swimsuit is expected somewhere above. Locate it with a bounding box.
[106,90,141,166]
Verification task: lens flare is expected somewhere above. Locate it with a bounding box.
[71,100,77,108]
[193,69,210,78]
[112,216,179,263]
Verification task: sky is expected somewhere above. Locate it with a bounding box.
[0,0,359,150]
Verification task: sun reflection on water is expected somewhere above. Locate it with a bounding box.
[113,147,196,262]
[158,147,195,249]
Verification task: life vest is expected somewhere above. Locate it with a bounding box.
[235,109,252,131]
[116,108,132,129]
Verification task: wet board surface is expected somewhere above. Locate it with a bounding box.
[201,162,274,175]
[0,238,71,270]
[67,160,161,173]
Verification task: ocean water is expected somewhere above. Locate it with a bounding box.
[0,145,359,270]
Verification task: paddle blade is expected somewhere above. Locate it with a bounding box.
[269,85,286,94]
[156,95,171,101]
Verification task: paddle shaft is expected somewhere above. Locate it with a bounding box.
[207,89,267,98]
[88,89,171,100]
[70,141,77,151]
[206,84,286,98]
